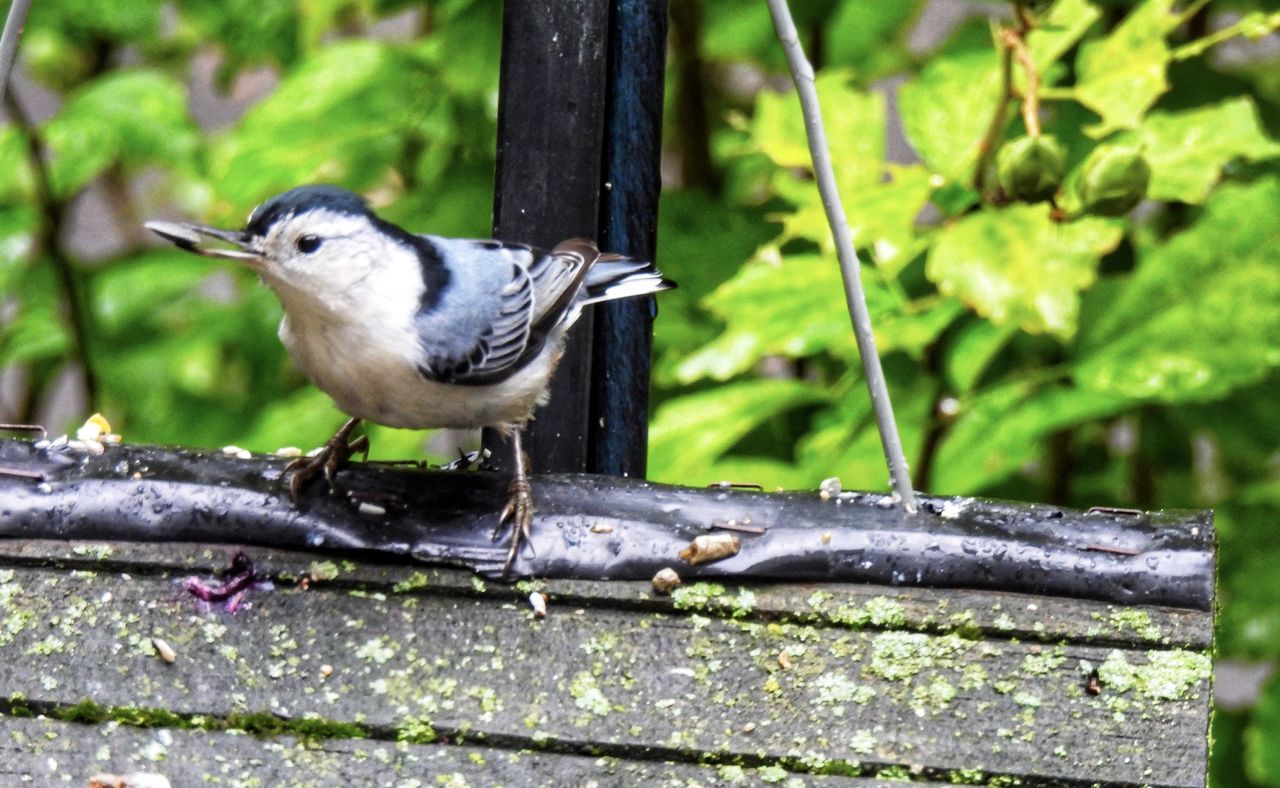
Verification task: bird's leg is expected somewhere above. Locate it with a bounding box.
[496,428,534,575]
[284,417,367,503]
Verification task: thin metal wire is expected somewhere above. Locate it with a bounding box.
[764,0,918,513]
[0,0,33,107]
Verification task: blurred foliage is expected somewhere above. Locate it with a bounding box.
[2,0,1280,779]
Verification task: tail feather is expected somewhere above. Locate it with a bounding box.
[581,257,675,305]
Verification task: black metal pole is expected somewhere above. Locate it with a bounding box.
[590,0,669,478]
[486,0,611,473]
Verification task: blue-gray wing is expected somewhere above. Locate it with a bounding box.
[415,238,599,386]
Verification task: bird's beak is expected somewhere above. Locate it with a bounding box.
[144,220,262,262]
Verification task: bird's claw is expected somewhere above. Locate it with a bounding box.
[496,477,534,575]
[284,425,368,503]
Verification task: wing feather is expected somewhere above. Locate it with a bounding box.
[418,239,599,386]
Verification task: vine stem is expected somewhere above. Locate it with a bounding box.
[0,0,32,106]
[765,0,917,513]
[5,91,100,409]
[973,39,1015,198]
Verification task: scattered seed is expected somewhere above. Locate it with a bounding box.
[221,445,252,460]
[589,522,614,534]
[100,433,122,445]
[820,532,832,544]
[819,476,842,497]
[529,591,548,618]
[651,567,682,594]
[742,722,757,733]
[679,533,740,565]
[357,501,387,517]
[320,664,334,679]
[777,650,792,670]
[151,637,176,664]
[274,446,303,458]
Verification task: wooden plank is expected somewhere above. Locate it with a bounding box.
[0,716,890,786]
[0,541,1212,786]
[487,0,611,474]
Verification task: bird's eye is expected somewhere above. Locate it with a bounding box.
[296,235,323,254]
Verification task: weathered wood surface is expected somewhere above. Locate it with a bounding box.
[0,539,1211,786]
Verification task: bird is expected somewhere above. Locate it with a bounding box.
[145,184,673,572]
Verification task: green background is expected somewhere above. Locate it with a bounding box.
[1,0,1278,781]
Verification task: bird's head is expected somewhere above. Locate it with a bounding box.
[146,185,416,309]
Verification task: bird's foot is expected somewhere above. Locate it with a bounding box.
[284,418,367,503]
[495,476,534,576]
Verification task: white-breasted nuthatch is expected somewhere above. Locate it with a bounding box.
[145,184,673,570]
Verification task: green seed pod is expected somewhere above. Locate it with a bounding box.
[1077,145,1152,217]
[996,135,1066,203]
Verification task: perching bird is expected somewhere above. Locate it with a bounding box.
[145,185,673,571]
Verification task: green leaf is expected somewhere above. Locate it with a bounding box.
[1074,0,1180,136]
[1247,660,1280,782]
[1075,178,1280,402]
[43,70,199,198]
[931,380,1131,494]
[648,379,829,485]
[926,204,1123,338]
[672,253,882,383]
[750,71,885,182]
[92,251,222,336]
[797,370,937,492]
[29,0,162,45]
[178,0,300,78]
[0,264,71,367]
[823,2,916,76]
[1027,0,1102,72]
[776,164,934,271]
[208,40,439,211]
[0,126,35,202]
[944,319,1018,394]
[1115,97,1280,204]
[899,47,1001,181]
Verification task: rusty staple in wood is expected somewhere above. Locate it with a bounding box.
[0,423,46,439]
[1086,506,1144,517]
[1083,543,1143,556]
[709,519,767,535]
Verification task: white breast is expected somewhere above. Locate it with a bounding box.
[278,311,559,431]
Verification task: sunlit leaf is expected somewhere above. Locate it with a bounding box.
[899,47,1001,181]
[776,164,934,271]
[1075,178,1280,402]
[1028,0,1102,72]
[42,70,199,198]
[649,378,829,485]
[672,253,875,383]
[927,204,1123,338]
[1115,97,1280,204]
[943,318,1018,394]
[92,251,222,336]
[750,70,884,183]
[930,379,1132,494]
[798,370,936,492]
[1074,0,1179,136]
[208,40,440,212]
